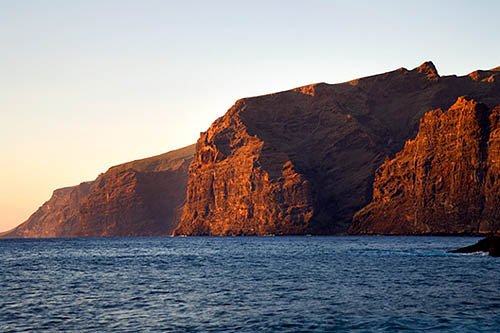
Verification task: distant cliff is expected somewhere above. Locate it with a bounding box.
[175,62,500,235]
[1,145,195,238]
[350,97,500,234]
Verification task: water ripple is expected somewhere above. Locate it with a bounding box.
[1,236,498,332]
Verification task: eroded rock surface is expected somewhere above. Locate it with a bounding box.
[350,98,500,234]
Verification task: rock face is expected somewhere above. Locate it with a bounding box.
[1,145,195,238]
[175,63,500,235]
[350,98,500,234]
[4,62,500,238]
[449,236,500,257]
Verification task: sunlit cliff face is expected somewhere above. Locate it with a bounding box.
[352,97,500,234]
[4,62,500,238]
[176,63,500,236]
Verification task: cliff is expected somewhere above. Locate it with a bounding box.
[1,145,195,238]
[350,98,500,234]
[175,62,500,235]
[5,62,500,238]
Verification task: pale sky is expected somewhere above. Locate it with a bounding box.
[1,0,499,232]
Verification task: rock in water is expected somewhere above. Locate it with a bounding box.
[449,236,500,256]
[1,145,195,238]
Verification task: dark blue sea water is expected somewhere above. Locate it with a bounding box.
[1,236,499,332]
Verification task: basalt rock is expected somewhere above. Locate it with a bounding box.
[175,63,500,235]
[449,236,500,256]
[350,98,500,235]
[1,145,195,238]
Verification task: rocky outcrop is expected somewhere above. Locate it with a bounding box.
[449,236,500,256]
[175,63,500,235]
[350,98,500,234]
[1,145,195,238]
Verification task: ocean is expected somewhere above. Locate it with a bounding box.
[1,236,499,332]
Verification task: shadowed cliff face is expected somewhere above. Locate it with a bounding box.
[350,98,500,235]
[175,62,500,235]
[1,145,195,238]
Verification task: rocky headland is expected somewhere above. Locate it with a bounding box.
[1,145,195,238]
